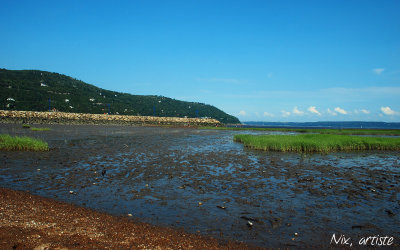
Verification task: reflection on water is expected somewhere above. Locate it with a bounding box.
[0,124,399,247]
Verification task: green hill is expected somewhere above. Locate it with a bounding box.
[0,69,240,124]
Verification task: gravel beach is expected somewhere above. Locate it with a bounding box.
[0,188,253,249]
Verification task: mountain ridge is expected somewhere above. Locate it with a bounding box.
[0,69,239,124]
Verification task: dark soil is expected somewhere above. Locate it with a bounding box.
[0,188,253,249]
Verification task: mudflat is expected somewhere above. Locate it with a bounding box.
[0,123,399,248]
[0,188,251,249]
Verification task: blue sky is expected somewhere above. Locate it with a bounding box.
[1,0,399,122]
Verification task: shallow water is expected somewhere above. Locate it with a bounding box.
[0,124,399,247]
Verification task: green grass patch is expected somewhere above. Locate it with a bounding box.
[200,126,400,136]
[0,134,49,151]
[31,127,51,131]
[234,134,400,153]
[22,124,30,129]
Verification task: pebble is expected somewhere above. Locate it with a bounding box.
[247,221,253,227]
[385,209,395,216]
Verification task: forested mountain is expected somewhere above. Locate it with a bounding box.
[0,69,239,124]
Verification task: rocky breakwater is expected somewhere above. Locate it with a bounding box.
[0,110,221,126]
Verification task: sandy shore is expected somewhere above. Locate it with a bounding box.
[0,188,257,249]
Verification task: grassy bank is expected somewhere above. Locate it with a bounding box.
[200,126,400,136]
[0,134,49,151]
[234,134,400,153]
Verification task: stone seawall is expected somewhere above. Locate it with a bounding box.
[0,110,221,126]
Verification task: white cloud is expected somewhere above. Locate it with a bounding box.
[354,109,370,115]
[238,110,246,116]
[327,108,337,116]
[263,112,275,117]
[281,110,291,117]
[292,106,304,115]
[381,106,399,115]
[307,106,321,116]
[360,109,370,114]
[373,68,385,75]
[334,107,348,115]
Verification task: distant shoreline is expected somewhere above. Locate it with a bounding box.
[240,121,400,130]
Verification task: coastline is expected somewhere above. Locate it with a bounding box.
[0,188,255,249]
[0,110,221,127]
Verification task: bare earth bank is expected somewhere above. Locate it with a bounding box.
[0,188,256,249]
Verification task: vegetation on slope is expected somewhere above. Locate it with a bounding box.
[234,134,400,153]
[0,69,240,124]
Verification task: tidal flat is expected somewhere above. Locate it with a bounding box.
[0,123,399,247]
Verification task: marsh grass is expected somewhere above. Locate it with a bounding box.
[0,134,49,151]
[234,134,400,153]
[31,127,51,131]
[200,126,400,136]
